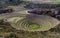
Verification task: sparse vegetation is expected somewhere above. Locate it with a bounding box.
[0,0,60,38]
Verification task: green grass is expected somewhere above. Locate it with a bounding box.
[53,1,60,4]
[0,21,60,38]
[28,23,40,30]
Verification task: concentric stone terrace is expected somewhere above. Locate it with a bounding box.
[6,14,60,32]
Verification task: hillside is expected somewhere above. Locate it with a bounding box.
[0,0,60,38]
